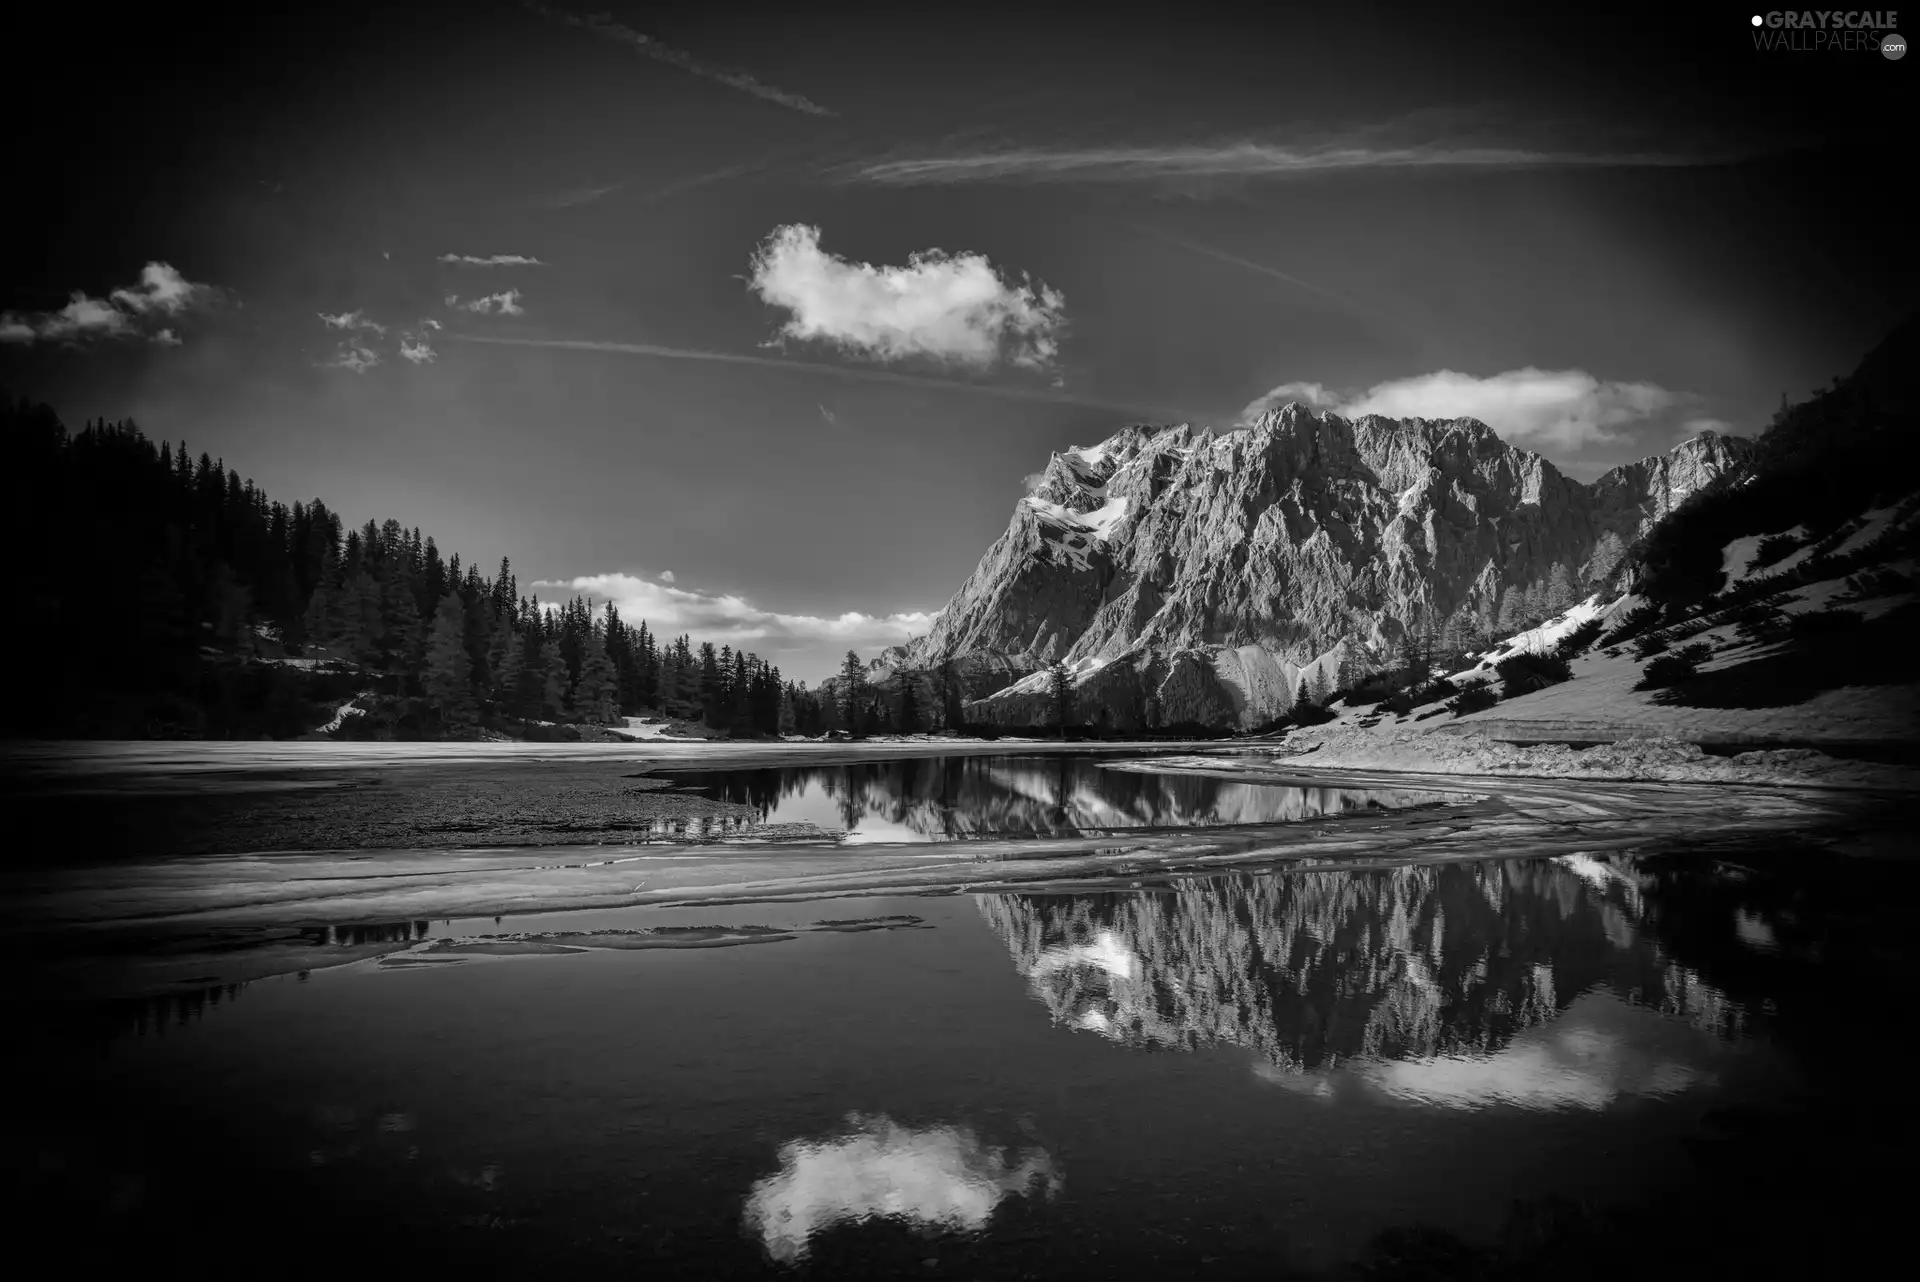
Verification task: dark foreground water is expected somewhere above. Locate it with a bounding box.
[17,833,1917,1280]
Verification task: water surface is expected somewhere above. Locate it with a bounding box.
[19,839,1911,1278]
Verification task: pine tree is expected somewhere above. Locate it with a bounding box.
[777,683,796,736]
[424,593,476,725]
[541,643,571,719]
[577,622,620,724]
[1309,664,1331,707]
[838,651,866,730]
[1048,662,1074,738]
[897,674,920,735]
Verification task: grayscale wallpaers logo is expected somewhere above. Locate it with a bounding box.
[1750,11,1905,55]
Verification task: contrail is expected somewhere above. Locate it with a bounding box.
[1132,223,1367,315]
[445,333,1191,420]
[525,2,835,117]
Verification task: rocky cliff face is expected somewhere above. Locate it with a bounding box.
[897,406,1751,729]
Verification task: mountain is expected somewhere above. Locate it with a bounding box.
[893,408,1751,729]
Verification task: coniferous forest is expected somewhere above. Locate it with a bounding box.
[2,394,838,740]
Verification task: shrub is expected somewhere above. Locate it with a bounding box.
[1601,603,1664,647]
[1448,683,1501,716]
[1381,692,1414,716]
[1495,652,1572,699]
[1748,532,1804,571]
[1287,700,1338,727]
[1632,633,1670,658]
[1636,642,1712,690]
[1787,609,1866,640]
[1406,678,1457,711]
[1347,673,1406,706]
[1554,618,1605,659]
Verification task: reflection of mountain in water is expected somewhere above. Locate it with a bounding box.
[742,1113,1061,1264]
[979,856,1746,1080]
[666,755,1452,842]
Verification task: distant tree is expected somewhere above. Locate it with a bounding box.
[839,651,866,728]
[1145,689,1163,731]
[1544,562,1577,616]
[541,642,571,718]
[1308,664,1331,707]
[776,683,796,736]
[423,593,475,725]
[897,674,921,734]
[1335,643,1364,694]
[1048,662,1074,737]
[941,659,966,730]
[577,622,620,724]
[1496,588,1523,636]
[698,642,722,728]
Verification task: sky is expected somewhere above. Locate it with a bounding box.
[4,1,1912,681]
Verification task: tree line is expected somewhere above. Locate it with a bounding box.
[1,395,840,739]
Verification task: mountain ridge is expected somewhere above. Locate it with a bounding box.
[885,406,1751,729]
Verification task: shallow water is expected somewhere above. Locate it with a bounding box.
[650,753,1447,843]
[19,840,1915,1278]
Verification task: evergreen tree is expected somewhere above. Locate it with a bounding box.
[577,622,620,724]
[897,674,920,734]
[1309,664,1331,707]
[424,593,475,725]
[838,651,866,730]
[541,642,571,718]
[699,642,723,728]
[1048,662,1074,737]
[777,683,796,736]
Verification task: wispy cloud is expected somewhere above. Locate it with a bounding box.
[323,343,382,374]
[446,290,525,316]
[1132,223,1371,316]
[526,2,835,117]
[318,309,386,334]
[749,223,1066,371]
[439,253,547,266]
[846,111,1752,187]
[446,333,1184,419]
[317,314,442,372]
[1240,369,1689,452]
[532,572,932,674]
[1,261,213,346]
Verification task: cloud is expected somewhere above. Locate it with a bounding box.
[447,290,525,316]
[318,309,387,334]
[323,343,382,374]
[526,2,834,117]
[108,262,206,315]
[845,112,1763,188]
[817,404,837,427]
[748,223,1066,370]
[532,571,934,674]
[1239,369,1688,452]
[438,253,546,266]
[656,570,675,584]
[399,337,436,365]
[741,1114,1061,1265]
[0,261,212,346]
[541,180,625,209]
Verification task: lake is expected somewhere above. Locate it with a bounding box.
[13,753,1912,1278]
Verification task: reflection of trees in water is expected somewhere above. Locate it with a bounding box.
[671,756,1445,839]
[978,858,1746,1072]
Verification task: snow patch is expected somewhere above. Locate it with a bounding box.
[1448,594,1611,681]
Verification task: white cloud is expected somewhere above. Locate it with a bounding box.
[748,223,1066,370]
[1240,369,1686,451]
[324,343,381,374]
[399,337,436,365]
[532,571,933,677]
[438,253,547,266]
[318,309,386,334]
[448,290,525,316]
[0,261,212,346]
[108,261,205,314]
[741,1114,1061,1265]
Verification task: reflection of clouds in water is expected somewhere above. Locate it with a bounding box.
[1254,991,1721,1113]
[1734,909,1779,953]
[743,1113,1061,1264]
